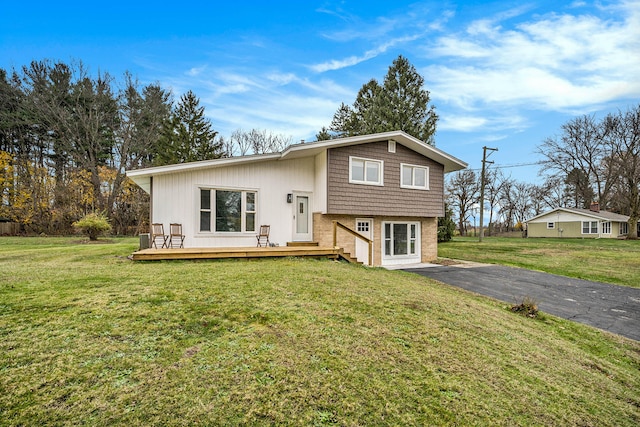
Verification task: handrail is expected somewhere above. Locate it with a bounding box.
[332,220,373,266]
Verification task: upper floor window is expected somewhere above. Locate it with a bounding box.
[349,156,383,186]
[401,163,429,190]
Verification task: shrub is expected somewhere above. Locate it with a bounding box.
[73,212,112,241]
[510,296,539,318]
[438,204,456,242]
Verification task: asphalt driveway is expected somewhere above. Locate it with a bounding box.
[402,263,640,341]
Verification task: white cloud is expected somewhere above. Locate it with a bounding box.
[310,34,423,72]
[425,1,640,112]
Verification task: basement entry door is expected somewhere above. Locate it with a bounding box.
[355,218,373,264]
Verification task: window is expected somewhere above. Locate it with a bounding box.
[384,222,418,257]
[547,222,555,229]
[601,221,611,234]
[401,164,429,190]
[349,157,383,186]
[582,221,598,234]
[620,222,628,235]
[200,188,257,233]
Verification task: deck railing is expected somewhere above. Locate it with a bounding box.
[332,220,373,266]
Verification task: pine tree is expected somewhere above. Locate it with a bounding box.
[329,55,438,144]
[154,90,222,165]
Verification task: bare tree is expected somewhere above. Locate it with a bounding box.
[446,170,478,236]
[229,129,292,156]
[537,114,616,208]
[605,105,640,239]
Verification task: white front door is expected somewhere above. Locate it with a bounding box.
[355,218,373,264]
[293,192,312,241]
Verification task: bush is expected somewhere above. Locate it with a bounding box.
[73,212,112,241]
[510,296,539,318]
[438,204,456,242]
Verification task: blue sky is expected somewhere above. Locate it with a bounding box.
[1,0,639,182]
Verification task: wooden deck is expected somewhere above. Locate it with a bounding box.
[131,245,346,262]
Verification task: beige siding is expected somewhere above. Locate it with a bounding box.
[313,213,437,266]
[327,141,445,217]
[528,220,623,238]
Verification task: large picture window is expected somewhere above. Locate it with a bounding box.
[349,156,383,186]
[401,164,429,190]
[200,188,257,233]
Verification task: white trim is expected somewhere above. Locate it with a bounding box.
[388,140,396,153]
[127,131,468,195]
[581,220,599,235]
[381,221,421,265]
[197,186,258,235]
[400,163,430,190]
[349,156,384,186]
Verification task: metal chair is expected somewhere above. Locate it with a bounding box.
[256,225,270,247]
[169,223,185,248]
[151,223,168,248]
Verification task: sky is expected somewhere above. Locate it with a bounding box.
[1,0,639,183]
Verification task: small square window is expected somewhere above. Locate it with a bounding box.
[547,222,555,229]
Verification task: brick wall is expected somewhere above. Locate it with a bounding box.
[313,213,438,265]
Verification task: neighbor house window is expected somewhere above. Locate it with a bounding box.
[547,222,555,229]
[582,221,598,234]
[620,222,628,235]
[200,188,257,233]
[601,221,611,234]
[384,222,418,257]
[349,157,383,186]
[401,164,429,190]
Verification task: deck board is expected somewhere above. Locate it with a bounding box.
[131,246,343,261]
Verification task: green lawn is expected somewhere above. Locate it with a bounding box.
[438,237,640,288]
[1,237,639,426]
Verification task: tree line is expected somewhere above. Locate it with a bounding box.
[446,104,640,239]
[0,60,292,235]
[0,55,435,236]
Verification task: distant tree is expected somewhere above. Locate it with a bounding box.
[538,114,615,209]
[564,168,595,209]
[329,55,438,144]
[228,129,292,155]
[315,126,333,141]
[604,105,640,239]
[446,170,478,236]
[154,90,222,165]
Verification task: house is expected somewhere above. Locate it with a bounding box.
[126,130,467,266]
[525,202,637,239]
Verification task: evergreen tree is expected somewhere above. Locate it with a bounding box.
[329,55,438,144]
[154,90,222,165]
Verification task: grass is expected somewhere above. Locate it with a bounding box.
[438,237,640,288]
[1,236,639,425]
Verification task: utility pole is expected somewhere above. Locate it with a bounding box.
[479,146,498,242]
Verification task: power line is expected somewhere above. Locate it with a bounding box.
[468,161,543,172]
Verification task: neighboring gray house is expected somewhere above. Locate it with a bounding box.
[526,203,637,238]
[126,131,467,266]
